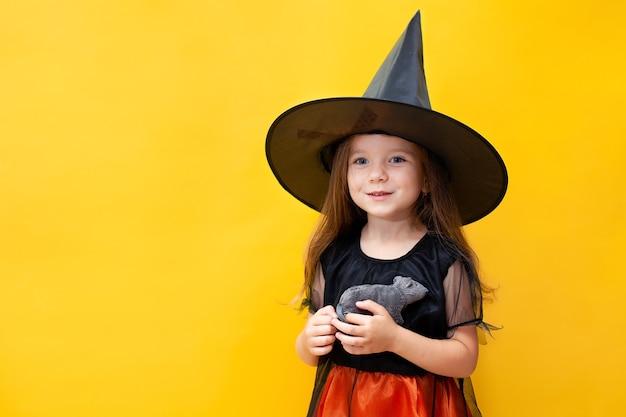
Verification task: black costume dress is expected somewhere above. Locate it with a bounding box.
[305,231,485,417]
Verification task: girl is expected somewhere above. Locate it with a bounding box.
[266,10,507,417]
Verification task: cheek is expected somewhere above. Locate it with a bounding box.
[346,170,363,199]
[346,169,358,189]
[402,170,424,195]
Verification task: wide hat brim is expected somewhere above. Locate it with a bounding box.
[266,97,507,225]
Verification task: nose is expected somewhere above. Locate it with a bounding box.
[368,163,388,182]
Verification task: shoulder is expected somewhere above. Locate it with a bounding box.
[321,231,359,263]
[418,233,459,275]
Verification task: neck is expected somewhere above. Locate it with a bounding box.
[359,217,427,259]
[362,216,426,239]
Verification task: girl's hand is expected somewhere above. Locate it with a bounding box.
[301,305,338,357]
[332,300,400,355]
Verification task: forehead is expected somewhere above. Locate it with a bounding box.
[349,133,424,155]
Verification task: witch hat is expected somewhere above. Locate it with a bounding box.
[265,11,507,224]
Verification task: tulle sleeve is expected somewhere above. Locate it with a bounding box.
[303,264,326,313]
[443,260,483,337]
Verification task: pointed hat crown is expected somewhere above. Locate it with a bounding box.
[363,11,431,109]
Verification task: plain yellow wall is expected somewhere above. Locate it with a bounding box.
[0,1,624,416]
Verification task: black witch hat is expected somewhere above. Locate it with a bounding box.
[266,11,507,224]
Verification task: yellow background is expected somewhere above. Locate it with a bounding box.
[1,1,624,416]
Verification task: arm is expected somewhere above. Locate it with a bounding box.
[295,267,338,367]
[385,314,478,377]
[332,262,479,378]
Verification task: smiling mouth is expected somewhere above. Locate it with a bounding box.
[368,191,392,196]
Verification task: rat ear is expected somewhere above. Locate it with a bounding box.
[394,276,413,288]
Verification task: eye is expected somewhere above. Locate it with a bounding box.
[390,156,406,164]
[353,157,368,165]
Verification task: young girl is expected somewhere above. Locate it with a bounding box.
[266,11,507,417]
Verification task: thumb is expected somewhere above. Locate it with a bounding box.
[355,299,389,316]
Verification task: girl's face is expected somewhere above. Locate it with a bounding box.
[347,133,428,223]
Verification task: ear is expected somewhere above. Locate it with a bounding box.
[394,276,413,288]
[422,177,430,194]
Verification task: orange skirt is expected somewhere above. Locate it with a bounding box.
[315,365,472,417]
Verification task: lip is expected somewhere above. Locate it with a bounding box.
[367,191,393,200]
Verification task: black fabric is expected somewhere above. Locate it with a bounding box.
[306,356,334,417]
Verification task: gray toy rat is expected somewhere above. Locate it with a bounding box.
[335,276,428,325]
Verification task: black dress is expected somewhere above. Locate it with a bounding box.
[305,230,485,417]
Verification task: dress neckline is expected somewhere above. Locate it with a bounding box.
[357,231,430,262]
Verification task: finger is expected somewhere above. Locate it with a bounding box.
[343,312,371,326]
[310,314,335,327]
[341,343,369,356]
[311,334,336,348]
[316,305,338,318]
[309,343,334,356]
[306,322,331,338]
[332,318,361,336]
[309,324,337,337]
[310,309,339,326]
[335,331,365,348]
[354,299,388,316]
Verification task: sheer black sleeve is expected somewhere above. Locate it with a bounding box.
[443,260,483,337]
[303,264,326,314]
